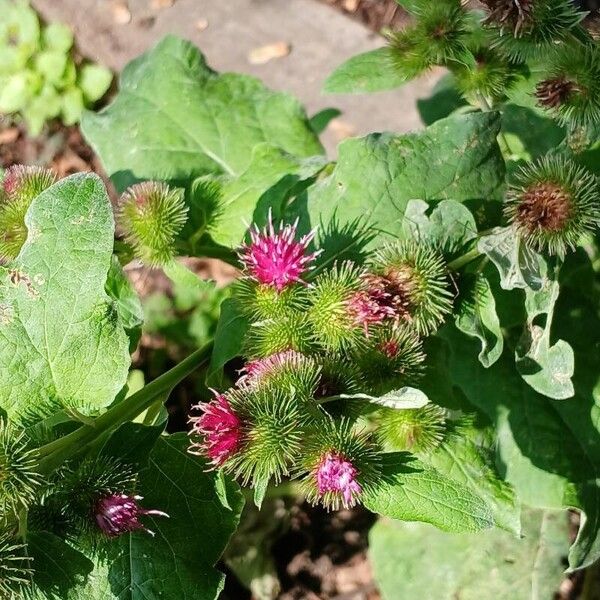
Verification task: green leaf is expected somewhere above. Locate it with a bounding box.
[0,173,131,420]
[0,72,31,112]
[213,144,327,247]
[339,387,429,409]
[416,73,468,126]
[440,322,600,570]
[455,273,504,368]
[70,434,244,600]
[81,35,323,191]
[501,104,566,162]
[425,419,520,533]
[515,263,574,399]
[27,531,94,598]
[34,51,67,84]
[478,227,544,291]
[78,63,112,103]
[42,22,73,53]
[206,298,249,388]
[362,453,495,532]
[105,256,144,351]
[305,112,504,248]
[400,198,478,253]
[308,107,341,135]
[370,509,568,600]
[61,86,84,125]
[323,48,407,94]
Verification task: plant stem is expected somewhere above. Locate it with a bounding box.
[447,247,482,271]
[36,341,214,473]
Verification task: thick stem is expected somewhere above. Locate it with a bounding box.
[447,247,482,272]
[36,342,214,473]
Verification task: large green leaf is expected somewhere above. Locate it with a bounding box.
[206,298,249,388]
[81,36,323,191]
[425,419,520,533]
[362,453,495,532]
[370,509,568,600]
[27,532,94,599]
[0,173,130,420]
[441,319,600,570]
[323,48,407,94]
[305,112,504,247]
[69,433,244,600]
[212,143,328,248]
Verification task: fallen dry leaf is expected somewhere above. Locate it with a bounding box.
[151,0,174,9]
[328,118,356,141]
[247,41,291,65]
[0,128,20,145]
[342,0,359,11]
[111,1,132,24]
[195,18,209,31]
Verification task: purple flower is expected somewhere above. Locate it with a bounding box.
[316,451,362,508]
[239,212,319,292]
[95,494,168,537]
[189,392,242,466]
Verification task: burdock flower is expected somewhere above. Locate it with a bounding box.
[316,452,362,508]
[346,274,398,334]
[239,212,320,292]
[95,494,168,537]
[504,156,599,257]
[299,419,380,511]
[188,392,242,467]
[117,181,188,266]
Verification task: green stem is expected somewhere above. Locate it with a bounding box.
[36,342,214,473]
[447,247,482,271]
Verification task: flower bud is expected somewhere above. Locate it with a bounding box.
[237,350,320,402]
[0,420,43,514]
[0,165,56,260]
[354,326,426,396]
[228,387,308,486]
[239,212,320,292]
[504,156,599,257]
[482,0,583,60]
[235,279,306,321]
[95,493,168,537]
[306,262,367,352]
[535,45,600,128]
[117,181,188,266]
[371,241,453,336]
[387,2,469,78]
[245,312,314,358]
[377,404,447,454]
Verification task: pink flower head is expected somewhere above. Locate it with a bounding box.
[347,274,398,334]
[189,392,242,466]
[95,494,168,537]
[239,212,320,291]
[316,451,362,508]
[237,350,304,387]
